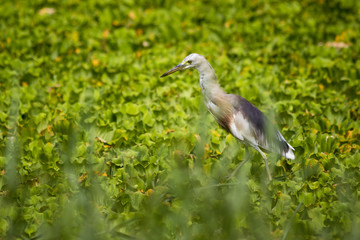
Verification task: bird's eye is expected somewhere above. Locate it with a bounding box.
[187,60,192,64]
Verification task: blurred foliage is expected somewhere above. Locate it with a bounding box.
[0,0,360,239]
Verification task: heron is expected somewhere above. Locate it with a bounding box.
[161,53,294,181]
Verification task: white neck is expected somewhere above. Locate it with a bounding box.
[196,60,226,101]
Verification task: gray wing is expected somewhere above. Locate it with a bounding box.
[227,94,294,159]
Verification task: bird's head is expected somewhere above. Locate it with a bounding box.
[161,53,204,77]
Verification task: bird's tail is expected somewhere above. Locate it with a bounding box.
[277,132,295,160]
[282,143,295,159]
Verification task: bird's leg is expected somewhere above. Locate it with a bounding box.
[226,147,250,181]
[254,146,272,181]
[263,156,272,181]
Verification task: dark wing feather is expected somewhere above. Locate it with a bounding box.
[227,94,290,154]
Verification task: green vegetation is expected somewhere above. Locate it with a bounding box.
[1,0,360,239]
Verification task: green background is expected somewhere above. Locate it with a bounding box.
[0,0,359,239]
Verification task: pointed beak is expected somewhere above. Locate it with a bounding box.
[160,64,186,77]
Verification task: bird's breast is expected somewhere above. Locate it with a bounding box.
[206,98,233,131]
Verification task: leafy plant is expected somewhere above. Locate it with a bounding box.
[0,0,359,239]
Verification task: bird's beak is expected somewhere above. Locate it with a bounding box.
[160,64,186,77]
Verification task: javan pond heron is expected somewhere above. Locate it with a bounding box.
[161,53,294,181]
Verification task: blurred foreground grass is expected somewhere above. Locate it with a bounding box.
[0,0,360,239]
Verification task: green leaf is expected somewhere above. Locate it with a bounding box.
[308,207,326,230]
[130,191,146,210]
[125,103,140,115]
[44,142,53,156]
[308,181,320,190]
[301,192,316,206]
[25,223,38,237]
[143,112,155,127]
[311,57,333,68]
[0,111,7,122]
